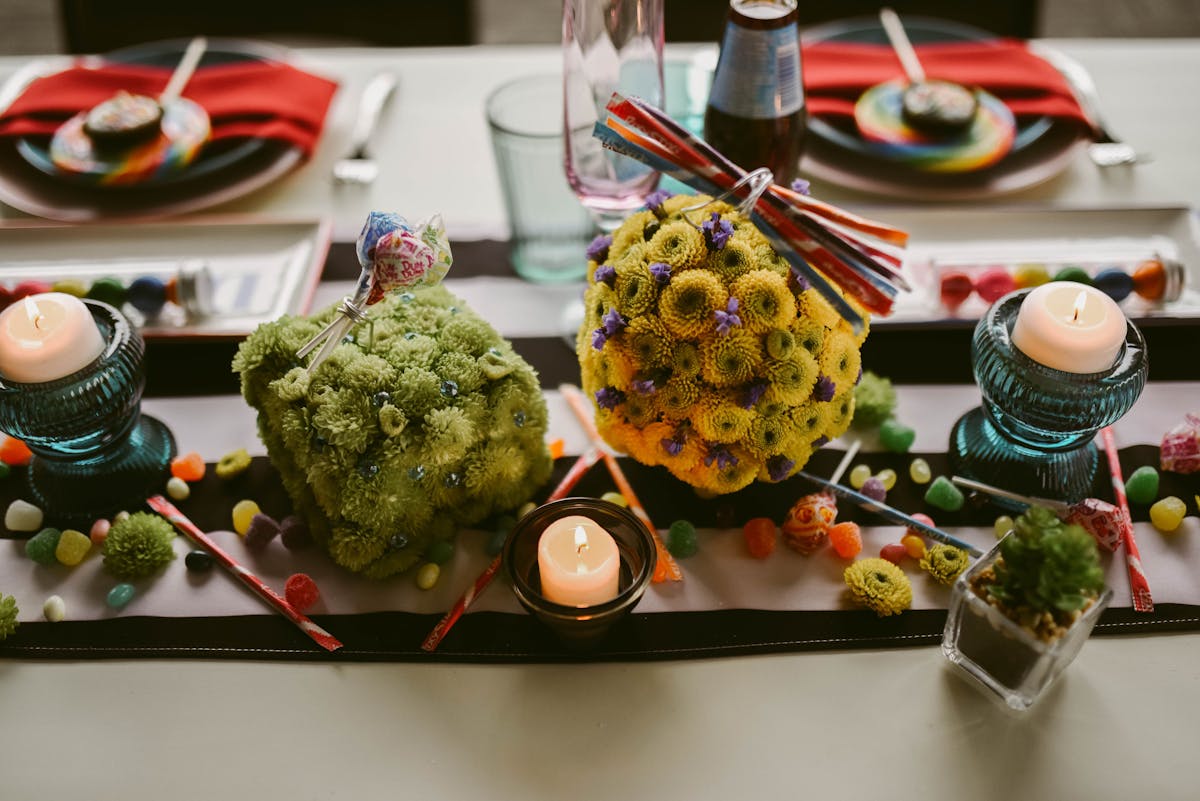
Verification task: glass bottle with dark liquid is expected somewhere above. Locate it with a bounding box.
[704,0,805,185]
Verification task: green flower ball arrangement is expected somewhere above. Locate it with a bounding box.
[234,285,553,578]
[577,191,870,495]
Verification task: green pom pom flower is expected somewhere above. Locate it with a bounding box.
[0,594,19,641]
[853,370,897,428]
[102,512,177,579]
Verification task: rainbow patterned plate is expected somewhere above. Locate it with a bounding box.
[853,79,1016,173]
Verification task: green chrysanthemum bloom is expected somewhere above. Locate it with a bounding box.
[920,544,971,585]
[765,329,795,360]
[844,558,913,617]
[0,594,19,641]
[853,371,897,428]
[660,270,728,339]
[731,270,797,334]
[763,350,819,407]
[791,317,826,358]
[103,512,177,580]
[624,315,674,369]
[692,395,752,444]
[700,328,762,387]
[614,260,659,318]
[707,240,757,283]
[646,220,707,269]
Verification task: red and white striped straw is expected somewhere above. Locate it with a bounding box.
[146,495,344,651]
[1099,427,1154,613]
[421,446,604,652]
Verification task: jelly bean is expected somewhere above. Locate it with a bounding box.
[994,515,1015,539]
[849,464,872,490]
[1093,268,1134,303]
[879,419,915,454]
[925,476,964,512]
[5,499,44,532]
[1150,496,1187,533]
[185,550,214,572]
[0,437,32,466]
[231,500,262,536]
[426,539,455,565]
[875,468,898,491]
[43,595,66,623]
[1013,264,1050,289]
[908,458,932,484]
[170,451,206,482]
[55,529,91,566]
[975,267,1016,303]
[166,476,191,501]
[906,513,935,539]
[742,517,777,559]
[880,543,908,565]
[106,583,136,610]
[939,271,973,312]
[861,477,887,503]
[244,513,281,550]
[666,520,699,558]
[127,276,167,316]
[279,515,312,549]
[113,511,130,524]
[215,448,252,479]
[600,491,628,508]
[828,521,863,559]
[1124,465,1159,505]
[89,518,111,546]
[415,563,440,591]
[25,527,61,565]
[1053,266,1091,285]
[285,573,322,609]
[900,534,926,559]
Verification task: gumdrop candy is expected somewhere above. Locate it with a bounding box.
[742,517,777,559]
[600,491,628,508]
[993,515,1014,539]
[1150,497,1187,533]
[279,515,312,549]
[906,512,935,539]
[55,528,92,566]
[0,437,32,466]
[924,476,964,511]
[782,492,837,554]
[244,513,281,550]
[939,271,973,311]
[25,527,62,565]
[1093,268,1134,303]
[6,499,44,532]
[1124,465,1159,505]
[285,573,321,610]
[879,420,916,454]
[975,267,1016,303]
[231,500,262,536]
[666,520,699,558]
[170,451,206,482]
[875,468,898,491]
[1013,264,1050,289]
[828,521,863,559]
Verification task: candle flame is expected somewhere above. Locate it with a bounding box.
[1071,290,1087,323]
[23,296,44,330]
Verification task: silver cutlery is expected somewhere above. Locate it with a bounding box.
[1030,43,1140,167]
[333,71,398,184]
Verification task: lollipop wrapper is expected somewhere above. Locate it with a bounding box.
[1161,412,1200,474]
[1065,498,1126,552]
[357,211,452,306]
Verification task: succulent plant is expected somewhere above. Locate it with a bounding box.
[987,506,1106,615]
[577,193,869,494]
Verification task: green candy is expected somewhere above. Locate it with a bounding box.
[0,462,10,480]
[666,520,699,558]
[924,476,965,512]
[425,538,455,565]
[25,527,62,565]
[86,276,127,308]
[1124,465,1159,505]
[879,419,916,454]
[1052,266,1091,285]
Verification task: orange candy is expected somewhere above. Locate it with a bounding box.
[548,438,565,460]
[170,451,206,482]
[828,521,863,559]
[742,517,778,559]
[0,436,32,466]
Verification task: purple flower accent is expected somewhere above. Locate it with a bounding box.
[703,444,738,470]
[632,378,656,395]
[767,456,795,482]
[601,308,627,337]
[594,263,616,286]
[595,387,624,410]
[586,234,612,262]
[813,374,836,402]
[644,189,672,214]
[855,365,863,385]
[813,435,830,448]
[702,212,733,250]
[741,381,768,409]
[790,178,811,196]
[660,437,684,456]
[649,261,672,284]
[714,297,742,336]
[591,328,608,351]
[788,270,810,293]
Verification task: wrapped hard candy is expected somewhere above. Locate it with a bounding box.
[1161,413,1200,474]
[1064,498,1126,552]
[782,492,838,554]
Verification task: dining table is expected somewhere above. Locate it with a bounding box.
[0,38,1199,801]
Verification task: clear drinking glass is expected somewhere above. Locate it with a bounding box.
[563,0,664,231]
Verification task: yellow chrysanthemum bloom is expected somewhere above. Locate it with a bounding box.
[692,394,753,444]
[819,328,863,393]
[671,341,702,378]
[700,328,763,388]
[796,288,842,331]
[706,240,757,284]
[614,260,658,318]
[657,375,701,418]
[611,210,657,256]
[646,220,707,270]
[660,270,728,339]
[844,558,913,617]
[732,270,797,334]
[920,544,970,585]
[791,316,826,358]
[763,350,819,407]
[624,315,674,369]
[790,400,833,443]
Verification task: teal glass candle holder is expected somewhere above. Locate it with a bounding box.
[0,300,176,523]
[950,290,1147,506]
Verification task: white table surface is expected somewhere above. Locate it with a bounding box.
[1,41,1199,801]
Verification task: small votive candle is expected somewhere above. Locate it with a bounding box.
[0,293,106,383]
[1009,282,1126,373]
[536,514,620,607]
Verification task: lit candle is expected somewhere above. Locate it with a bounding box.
[0,293,106,383]
[537,514,620,606]
[1010,282,1126,373]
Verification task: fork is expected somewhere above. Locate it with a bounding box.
[1029,44,1139,167]
[333,71,398,184]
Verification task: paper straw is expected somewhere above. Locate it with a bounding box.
[559,383,683,583]
[795,472,984,557]
[1099,426,1154,613]
[421,446,605,652]
[146,495,344,652]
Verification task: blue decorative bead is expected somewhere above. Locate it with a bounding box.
[389,533,409,550]
[399,292,415,303]
[106,583,136,610]
[404,331,418,340]
[1093,267,1134,303]
[371,391,391,408]
[513,410,526,428]
[126,276,167,316]
[487,347,502,357]
[443,472,463,488]
[358,461,380,479]
[408,465,425,481]
[449,306,459,315]
[440,380,459,398]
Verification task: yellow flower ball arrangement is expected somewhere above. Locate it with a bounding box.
[577,191,869,495]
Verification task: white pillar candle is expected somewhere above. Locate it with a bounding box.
[1010,282,1126,374]
[0,293,106,383]
[537,514,620,607]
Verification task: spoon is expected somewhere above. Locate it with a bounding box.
[878,8,978,134]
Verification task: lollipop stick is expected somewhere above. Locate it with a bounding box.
[159,36,208,103]
[828,439,861,486]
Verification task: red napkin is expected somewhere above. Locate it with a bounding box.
[0,60,339,157]
[802,39,1089,127]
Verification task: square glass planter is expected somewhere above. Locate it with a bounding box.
[942,538,1113,711]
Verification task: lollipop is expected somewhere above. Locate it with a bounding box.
[781,440,859,554]
[297,211,452,373]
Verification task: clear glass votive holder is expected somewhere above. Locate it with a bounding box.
[0,300,176,523]
[950,289,1147,505]
[942,536,1113,711]
[503,496,657,651]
